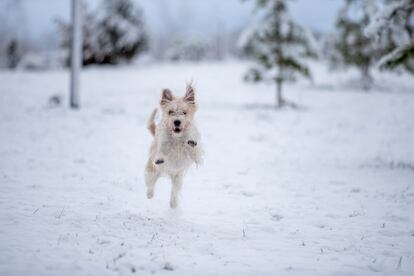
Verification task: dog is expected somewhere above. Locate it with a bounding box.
[145,82,203,208]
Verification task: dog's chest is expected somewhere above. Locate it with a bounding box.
[162,140,191,172]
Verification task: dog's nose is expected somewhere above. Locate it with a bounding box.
[174,120,181,127]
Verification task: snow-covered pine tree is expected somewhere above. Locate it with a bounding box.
[239,0,317,108]
[332,0,379,90]
[364,0,414,74]
[57,0,148,66]
[94,0,148,64]
[56,5,99,66]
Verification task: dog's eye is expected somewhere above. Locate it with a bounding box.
[168,110,174,115]
[183,111,187,115]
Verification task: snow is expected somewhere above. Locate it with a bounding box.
[364,0,414,72]
[1,61,414,275]
[364,0,412,43]
[96,0,147,50]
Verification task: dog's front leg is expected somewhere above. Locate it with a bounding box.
[170,173,183,208]
[186,140,203,165]
[154,143,168,165]
[154,147,165,165]
[154,157,165,165]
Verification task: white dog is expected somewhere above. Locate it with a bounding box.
[145,82,203,208]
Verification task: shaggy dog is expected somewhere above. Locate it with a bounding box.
[145,82,203,208]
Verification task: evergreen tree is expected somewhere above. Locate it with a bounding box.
[57,0,148,66]
[94,0,148,64]
[56,6,99,66]
[332,0,378,90]
[239,0,317,108]
[364,0,414,74]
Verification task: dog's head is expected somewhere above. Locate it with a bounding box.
[159,82,197,136]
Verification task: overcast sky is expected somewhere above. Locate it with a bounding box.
[4,0,342,49]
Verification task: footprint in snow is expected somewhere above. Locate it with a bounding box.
[271,214,283,221]
[350,188,361,193]
[241,191,255,197]
[163,262,174,271]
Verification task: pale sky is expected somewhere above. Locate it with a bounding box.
[3,0,342,49]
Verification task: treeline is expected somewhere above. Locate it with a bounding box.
[1,0,413,92]
[240,0,414,107]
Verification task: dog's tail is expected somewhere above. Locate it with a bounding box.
[147,108,158,136]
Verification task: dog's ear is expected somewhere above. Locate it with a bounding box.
[160,89,173,105]
[184,82,195,104]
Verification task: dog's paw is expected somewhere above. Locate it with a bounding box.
[187,140,197,147]
[147,189,154,199]
[155,159,164,165]
[170,198,178,208]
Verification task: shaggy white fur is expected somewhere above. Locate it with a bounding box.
[145,83,203,208]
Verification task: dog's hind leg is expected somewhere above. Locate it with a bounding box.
[145,171,159,199]
[145,163,159,199]
[169,173,183,208]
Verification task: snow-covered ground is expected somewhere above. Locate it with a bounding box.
[0,61,414,275]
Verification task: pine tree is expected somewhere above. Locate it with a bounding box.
[56,5,99,66]
[239,0,317,108]
[332,0,378,90]
[364,0,414,74]
[57,0,148,66]
[95,0,148,64]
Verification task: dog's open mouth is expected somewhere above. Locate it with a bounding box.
[173,127,181,133]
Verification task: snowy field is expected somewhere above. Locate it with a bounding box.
[1,61,414,275]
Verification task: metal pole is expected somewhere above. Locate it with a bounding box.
[70,0,82,109]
